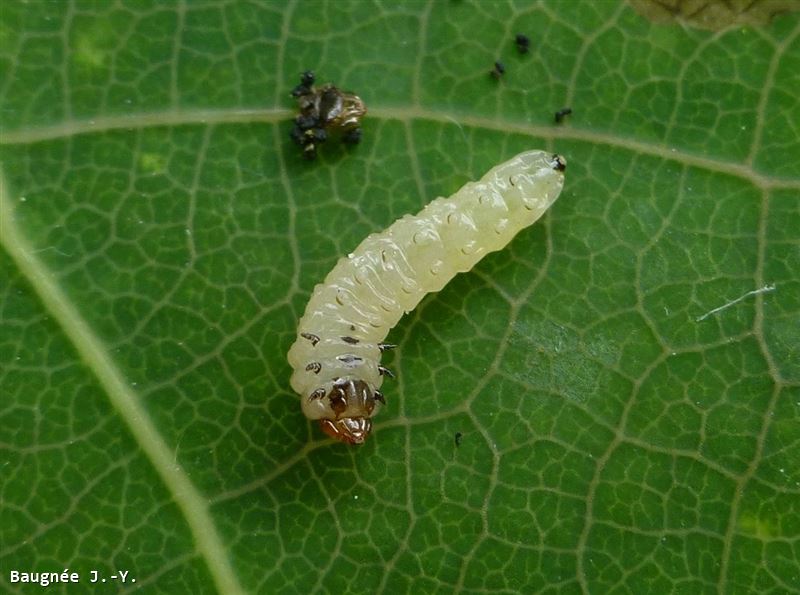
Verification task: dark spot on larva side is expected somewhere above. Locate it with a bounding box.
[305,362,322,374]
[301,332,320,346]
[337,354,363,365]
[349,325,356,331]
[341,335,359,344]
[309,388,325,400]
[552,155,567,172]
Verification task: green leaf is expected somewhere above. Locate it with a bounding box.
[2,1,798,593]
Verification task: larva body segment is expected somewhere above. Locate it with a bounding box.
[288,150,566,444]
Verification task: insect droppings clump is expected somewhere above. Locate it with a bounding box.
[289,71,367,160]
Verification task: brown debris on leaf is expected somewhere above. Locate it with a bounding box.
[289,71,367,160]
[627,0,798,31]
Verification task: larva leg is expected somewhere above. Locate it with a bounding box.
[378,365,395,378]
[379,342,396,351]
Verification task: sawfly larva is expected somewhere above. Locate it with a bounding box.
[288,150,566,444]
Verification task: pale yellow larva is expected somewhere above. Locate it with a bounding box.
[287,150,567,444]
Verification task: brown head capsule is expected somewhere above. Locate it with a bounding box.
[316,378,381,444]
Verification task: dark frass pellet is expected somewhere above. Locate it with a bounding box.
[515,33,530,54]
[490,60,505,79]
[554,107,572,123]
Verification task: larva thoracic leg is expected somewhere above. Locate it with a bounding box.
[288,150,566,444]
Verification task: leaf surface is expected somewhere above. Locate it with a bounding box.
[2,1,798,593]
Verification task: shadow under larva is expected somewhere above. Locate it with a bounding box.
[287,150,567,444]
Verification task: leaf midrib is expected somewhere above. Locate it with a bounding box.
[0,172,245,595]
[2,107,797,192]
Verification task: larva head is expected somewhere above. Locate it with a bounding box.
[314,378,382,445]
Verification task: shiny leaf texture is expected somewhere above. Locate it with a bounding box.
[1,1,798,593]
